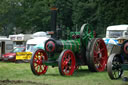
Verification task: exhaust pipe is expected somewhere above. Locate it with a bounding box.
[51,7,58,39]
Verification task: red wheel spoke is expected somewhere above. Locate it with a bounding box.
[62,54,71,68]
[97,48,104,54]
[101,56,105,60]
[33,59,38,64]
[100,48,104,52]
[66,55,71,62]
[62,61,66,66]
[34,63,38,68]
[95,45,104,54]
[97,50,101,54]
[94,58,100,64]
[62,61,67,69]
[35,55,39,61]
[65,66,68,73]
[94,51,98,58]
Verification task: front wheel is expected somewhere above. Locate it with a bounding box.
[30,49,48,76]
[58,49,76,76]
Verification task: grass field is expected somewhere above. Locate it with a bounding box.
[0,62,128,85]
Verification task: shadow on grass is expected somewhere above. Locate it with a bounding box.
[73,69,93,77]
[42,68,106,77]
[44,73,60,77]
[0,61,28,64]
[0,61,14,63]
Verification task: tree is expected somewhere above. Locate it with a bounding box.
[55,0,73,30]
[0,0,128,37]
[18,0,55,33]
[72,0,97,31]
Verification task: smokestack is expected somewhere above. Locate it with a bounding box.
[51,7,58,38]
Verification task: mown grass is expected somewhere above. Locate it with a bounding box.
[0,62,128,85]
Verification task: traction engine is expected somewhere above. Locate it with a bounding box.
[30,8,108,76]
[107,38,128,79]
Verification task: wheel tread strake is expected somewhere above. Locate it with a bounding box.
[86,38,95,70]
[87,38,108,72]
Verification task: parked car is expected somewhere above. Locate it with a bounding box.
[2,47,25,62]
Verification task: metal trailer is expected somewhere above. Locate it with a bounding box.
[0,36,13,60]
[9,34,32,48]
[30,8,108,76]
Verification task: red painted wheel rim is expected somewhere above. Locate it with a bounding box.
[32,49,48,75]
[61,50,76,76]
[93,39,107,71]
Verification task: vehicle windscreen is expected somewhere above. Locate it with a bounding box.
[11,47,24,53]
[26,44,36,52]
[109,30,123,38]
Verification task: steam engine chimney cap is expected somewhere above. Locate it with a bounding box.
[51,7,58,10]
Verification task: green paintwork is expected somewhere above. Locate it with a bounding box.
[80,23,94,47]
[121,64,128,70]
[44,62,58,66]
[69,32,80,39]
[61,39,80,52]
[45,23,94,66]
[44,53,60,66]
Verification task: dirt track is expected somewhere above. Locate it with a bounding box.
[0,79,49,85]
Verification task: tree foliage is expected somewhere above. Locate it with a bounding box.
[0,0,128,36]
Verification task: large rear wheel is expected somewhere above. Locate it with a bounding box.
[30,49,48,75]
[87,38,108,72]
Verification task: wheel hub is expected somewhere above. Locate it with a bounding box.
[37,60,42,65]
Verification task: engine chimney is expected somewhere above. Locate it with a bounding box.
[51,7,58,38]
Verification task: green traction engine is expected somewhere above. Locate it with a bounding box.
[30,8,108,76]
